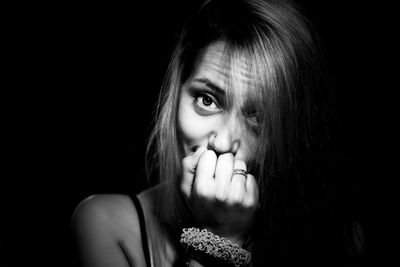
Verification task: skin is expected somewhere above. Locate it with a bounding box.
[179,41,260,246]
[71,41,260,267]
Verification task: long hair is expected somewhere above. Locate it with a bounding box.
[146,0,362,265]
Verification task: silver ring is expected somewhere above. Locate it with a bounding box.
[232,168,247,177]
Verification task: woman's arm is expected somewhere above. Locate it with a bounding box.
[70,194,145,267]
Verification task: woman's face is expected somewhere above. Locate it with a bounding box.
[177,41,259,164]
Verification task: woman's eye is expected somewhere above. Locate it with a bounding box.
[194,93,221,112]
[245,113,261,134]
[248,117,259,127]
[201,95,213,106]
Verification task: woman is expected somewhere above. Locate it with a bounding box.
[71,0,364,266]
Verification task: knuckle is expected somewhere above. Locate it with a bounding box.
[243,198,258,210]
[229,193,244,205]
[194,183,213,199]
[215,191,228,203]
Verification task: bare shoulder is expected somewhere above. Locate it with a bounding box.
[71,194,146,267]
[71,194,137,232]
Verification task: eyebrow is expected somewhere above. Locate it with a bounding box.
[192,78,226,96]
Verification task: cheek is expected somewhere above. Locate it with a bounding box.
[235,132,257,163]
[177,96,212,153]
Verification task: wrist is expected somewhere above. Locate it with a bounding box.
[180,227,252,267]
[204,227,247,247]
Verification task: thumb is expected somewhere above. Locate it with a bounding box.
[180,146,207,198]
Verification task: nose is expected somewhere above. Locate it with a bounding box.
[207,114,242,155]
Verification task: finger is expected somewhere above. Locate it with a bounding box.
[244,174,259,209]
[181,146,208,198]
[193,150,217,197]
[183,146,208,173]
[214,153,234,202]
[228,160,247,203]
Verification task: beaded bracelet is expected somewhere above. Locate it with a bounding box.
[180,227,252,267]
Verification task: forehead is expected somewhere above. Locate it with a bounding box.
[190,41,256,102]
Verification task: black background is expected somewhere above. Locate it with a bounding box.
[1,1,390,266]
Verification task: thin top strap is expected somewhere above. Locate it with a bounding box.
[131,194,151,267]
